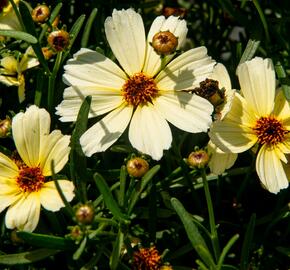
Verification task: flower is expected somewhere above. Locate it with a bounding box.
[209,57,290,193]
[132,246,161,270]
[0,105,74,231]
[56,9,215,160]
[0,0,22,31]
[0,47,39,102]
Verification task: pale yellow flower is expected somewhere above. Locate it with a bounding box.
[0,47,39,102]
[0,105,74,232]
[56,9,215,160]
[209,57,290,193]
[0,0,21,31]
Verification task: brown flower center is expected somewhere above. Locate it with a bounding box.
[253,116,289,146]
[122,73,159,107]
[16,166,45,192]
[151,31,178,55]
[132,246,161,270]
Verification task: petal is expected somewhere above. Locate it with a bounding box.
[5,192,41,232]
[63,48,126,88]
[154,91,213,133]
[0,74,18,86]
[56,86,123,122]
[0,152,19,179]
[80,104,133,156]
[39,130,70,176]
[256,145,289,194]
[156,47,215,90]
[40,180,75,211]
[12,105,51,167]
[129,104,172,160]
[237,57,275,116]
[19,46,39,71]
[0,10,22,31]
[104,9,146,76]
[209,63,232,91]
[1,56,18,72]
[0,192,21,213]
[273,90,290,122]
[143,15,188,77]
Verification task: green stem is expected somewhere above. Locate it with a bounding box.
[201,168,220,262]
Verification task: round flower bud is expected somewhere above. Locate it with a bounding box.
[68,225,84,243]
[0,117,11,138]
[31,5,50,24]
[47,30,70,52]
[42,47,55,60]
[187,150,209,169]
[151,31,178,55]
[75,204,95,225]
[126,157,149,178]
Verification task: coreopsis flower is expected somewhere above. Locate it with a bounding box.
[209,57,290,193]
[0,105,74,232]
[132,246,161,270]
[0,0,21,31]
[56,8,215,160]
[0,47,39,102]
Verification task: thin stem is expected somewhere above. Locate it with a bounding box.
[201,168,220,262]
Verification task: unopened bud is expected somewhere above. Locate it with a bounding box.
[47,30,70,52]
[152,31,178,55]
[68,225,84,242]
[31,5,50,24]
[0,117,11,138]
[42,47,55,60]
[75,204,95,225]
[126,157,149,178]
[187,150,209,168]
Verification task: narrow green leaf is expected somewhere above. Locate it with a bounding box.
[93,172,128,221]
[81,8,98,48]
[0,248,59,265]
[34,69,46,106]
[275,62,290,101]
[276,246,290,257]
[238,39,260,66]
[118,165,127,207]
[171,197,216,269]
[17,232,76,250]
[0,30,37,43]
[240,214,256,270]
[110,229,124,270]
[73,236,87,260]
[252,0,270,42]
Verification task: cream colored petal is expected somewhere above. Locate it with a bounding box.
[154,91,213,133]
[256,145,289,194]
[5,192,41,232]
[40,180,74,211]
[0,152,19,179]
[209,63,232,91]
[143,15,188,76]
[0,11,22,31]
[207,140,238,175]
[19,47,39,71]
[237,57,275,116]
[129,104,172,160]
[0,192,21,213]
[104,9,146,76]
[80,104,133,157]
[0,74,18,86]
[63,48,126,88]
[156,47,215,90]
[1,56,18,72]
[273,90,290,122]
[12,105,50,167]
[40,131,70,176]
[55,86,123,122]
[219,89,236,120]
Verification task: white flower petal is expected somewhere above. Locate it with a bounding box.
[12,105,50,167]
[0,11,22,31]
[104,9,146,76]
[273,90,290,121]
[40,130,70,176]
[40,180,75,211]
[5,192,41,232]
[80,104,133,156]
[0,192,21,213]
[256,145,289,194]
[156,47,215,90]
[154,91,213,133]
[63,48,126,88]
[237,57,275,116]
[209,63,232,91]
[56,86,123,122]
[0,152,19,179]
[129,104,172,160]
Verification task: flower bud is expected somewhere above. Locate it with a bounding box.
[42,47,55,60]
[187,150,209,168]
[0,117,11,138]
[151,31,178,55]
[31,5,50,24]
[126,157,149,178]
[68,225,84,243]
[47,30,70,52]
[75,204,95,225]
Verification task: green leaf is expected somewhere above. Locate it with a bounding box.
[81,8,98,48]
[171,197,216,269]
[73,236,87,260]
[0,30,37,43]
[275,62,290,101]
[0,248,59,265]
[252,0,270,42]
[276,246,290,257]
[110,229,124,270]
[93,172,128,221]
[238,39,260,66]
[17,231,76,250]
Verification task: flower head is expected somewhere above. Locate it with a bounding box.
[132,246,161,270]
[0,105,74,231]
[56,9,215,160]
[209,57,290,193]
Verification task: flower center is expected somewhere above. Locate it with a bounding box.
[122,73,159,107]
[16,166,45,192]
[132,246,161,270]
[0,0,9,13]
[253,116,289,146]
